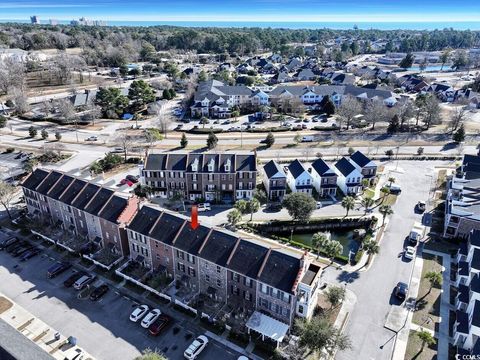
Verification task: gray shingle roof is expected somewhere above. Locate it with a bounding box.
[59,179,87,205]
[22,169,50,190]
[263,160,285,179]
[47,174,75,200]
[227,240,269,279]
[36,171,62,195]
[149,212,186,245]
[350,151,375,168]
[311,158,335,176]
[335,157,357,177]
[199,230,238,267]
[258,250,301,293]
[288,160,307,179]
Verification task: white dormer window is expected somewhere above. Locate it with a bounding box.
[208,159,215,172]
[191,159,199,172]
[225,159,231,172]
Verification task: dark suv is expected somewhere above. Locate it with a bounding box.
[0,236,18,250]
[47,262,71,279]
[394,282,408,302]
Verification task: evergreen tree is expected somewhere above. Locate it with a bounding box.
[206,131,218,149]
[453,123,465,143]
[264,132,275,147]
[399,53,415,69]
[180,133,188,148]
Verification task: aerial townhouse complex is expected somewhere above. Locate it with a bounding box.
[20,167,323,339]
[445,154,480,239]
[21,169,138,257]
[190,80,398,118]
[139,152,257,202]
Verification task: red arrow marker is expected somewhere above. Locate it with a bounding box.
[191,205,199,230]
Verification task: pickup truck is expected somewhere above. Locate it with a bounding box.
[409,222,425,245]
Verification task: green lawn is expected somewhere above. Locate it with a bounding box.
[404,330,438,360]
[412,254,443,331]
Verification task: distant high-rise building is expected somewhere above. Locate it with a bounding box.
[49,19,58,26]
[30,15,40,24]
[70,17,107,26]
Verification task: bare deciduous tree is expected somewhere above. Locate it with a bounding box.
[363,99,389,130]
[338,95,362,130]
[55,98,76,123]
[114,128,134,162]
[451,106,469,131]
[0,181,16,219]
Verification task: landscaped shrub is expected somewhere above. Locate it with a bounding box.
[188,128,223,134]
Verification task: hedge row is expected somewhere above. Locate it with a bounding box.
[187,128,224,134]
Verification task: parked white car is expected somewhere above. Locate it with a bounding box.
[85,136,98,141]
[73,274,96,290]
[184,335,209,359]
[316,201,322,209]
[129,305,149,322]
[197,203,211,212]
[141,309,162,328]
[404,246,416,260]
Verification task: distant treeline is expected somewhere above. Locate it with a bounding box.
[0,24,479,65]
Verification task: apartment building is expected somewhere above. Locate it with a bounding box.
[444,154,480,239]
[140,152,257,202]
[453,230,480,353]
[21,169,138,256]
[190,80,398,118]
[126,204,321,327]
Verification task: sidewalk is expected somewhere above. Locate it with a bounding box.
[423,248,451,360]
[0,291,95,360]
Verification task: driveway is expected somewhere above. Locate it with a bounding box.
[320,160,447,360]
[0,248,240,360]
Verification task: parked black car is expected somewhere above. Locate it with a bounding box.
[47,262,71,279]
[89,284,109,301]
[63,271,87,288]
[12,245,34,257]
[125,175,139,183]
[19,248,41,261]
[0,236,18,250]
[6,241,27,254]
[394,282,408,302]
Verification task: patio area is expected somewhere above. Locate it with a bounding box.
[118,259,151,282]
[165,277,198,304]
[85,245,123,270]
[190,292,226,320]
[142,269,173,293]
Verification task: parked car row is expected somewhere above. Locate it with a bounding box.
[119,174,139,187]
[0,236,41,261]
[129,304,173,336]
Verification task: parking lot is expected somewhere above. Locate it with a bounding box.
[0,241,241,360]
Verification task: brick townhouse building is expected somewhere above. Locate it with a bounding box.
[21,169,138,256]
[126,203,322,327]
[140,152,257,202]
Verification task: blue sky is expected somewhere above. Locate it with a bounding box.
[1,0,480,22]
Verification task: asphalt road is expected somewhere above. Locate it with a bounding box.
[0,248,240,360]
[321,160,445,360]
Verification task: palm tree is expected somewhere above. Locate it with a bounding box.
[361,179,370,194]
[341,196,355,217]
[388,177,396,186]
[227,209,242,227]
[312,232,330,259]
[380,186,390,204]
[324,240,343,264]
[135,349,167,360]
[424,271,442,295]
[379,205,393,226]
[362,238,379,256]
[416,330,436,352]
[247,198,260,221]
[361,197,375,214]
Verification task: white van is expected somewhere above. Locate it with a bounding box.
[302,135,314,142]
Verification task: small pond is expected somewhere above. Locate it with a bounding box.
[284,229,361,258]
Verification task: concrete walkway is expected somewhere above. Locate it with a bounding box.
[0,291,95,360]
[423,248,451,360]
